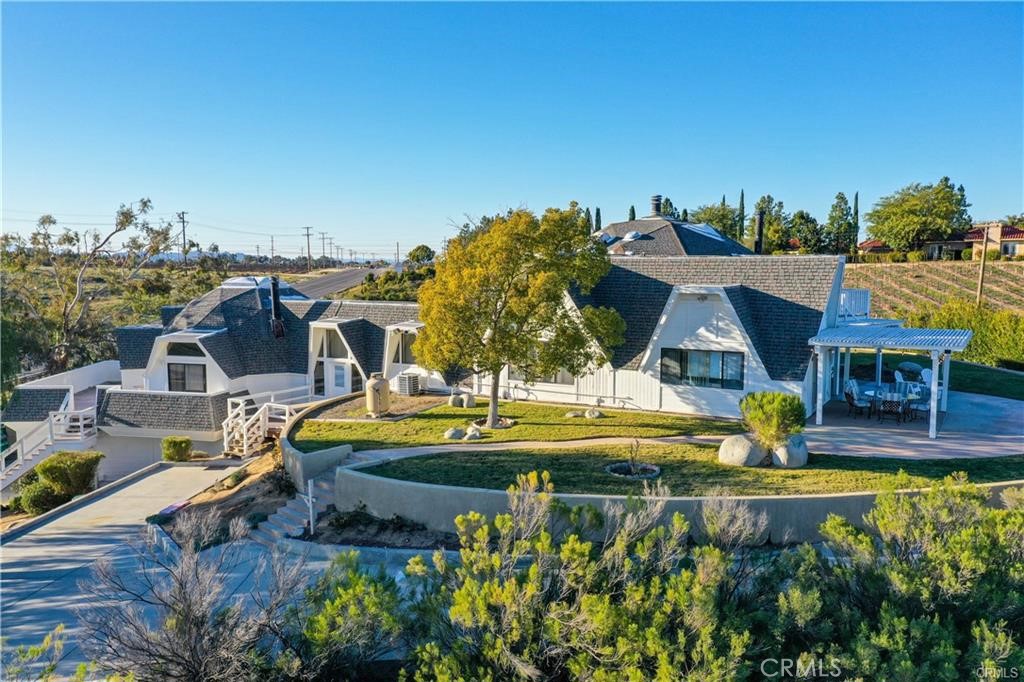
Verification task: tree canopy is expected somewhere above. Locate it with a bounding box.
[822,192,855,254]
[415,204,625,426]
[406,244,435,265]
[790,210,822,253]
[747,195,789,253]
[691,201,740,241]
[866,177,973,251]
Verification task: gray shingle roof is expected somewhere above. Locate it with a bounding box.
[160,305,185,326]
[97,390,229,431]
[599,219,751,257]
[1,388,70,422]
[115,326,164,370]
[571,256,841,380]
[331,301,421,376]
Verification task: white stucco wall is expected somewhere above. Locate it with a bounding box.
[95,431,224,484]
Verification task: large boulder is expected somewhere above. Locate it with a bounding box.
[443,427,465,440]
[771,434,809,468]
[565,411,585,418]
[584,408,605,419]
[448,394,464,408]
[463,429,481,441]
[718,434,768,467]
[462,393,476,408]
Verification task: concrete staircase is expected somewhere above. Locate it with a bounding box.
[249,474,334,547]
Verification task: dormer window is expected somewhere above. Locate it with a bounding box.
[168,363,206,392]
[167,342,204,357]
[392,331,417,365]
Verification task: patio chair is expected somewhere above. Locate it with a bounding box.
[845,389,872,418]
[877,392,905,424]
[908,386,931,421]
[920,368,944,402]
[894,370,905,384]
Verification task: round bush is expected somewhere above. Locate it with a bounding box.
[162,436,193,462]
[961,249,973,261]
[34,450,104,497]
[907,250,926,262]
[739,392,806,448]
[20,480,70,516]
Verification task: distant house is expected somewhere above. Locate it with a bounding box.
[857,238,891,254]
[965,222,1024,258]
[595,195,750,257]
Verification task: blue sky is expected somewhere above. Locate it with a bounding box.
[3,2,1022,258]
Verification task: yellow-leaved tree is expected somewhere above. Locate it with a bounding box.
[415,204,625,427]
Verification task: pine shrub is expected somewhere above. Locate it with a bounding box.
[34,450,104,497]
[162,436,192,462]
[739,391,806,448]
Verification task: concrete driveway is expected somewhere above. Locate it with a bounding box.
[805,391,1024,459]
[1,464,239,672]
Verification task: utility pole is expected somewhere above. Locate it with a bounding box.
[395,241,400,266]
[270,235,275,259]
[975,225,990,306]
[256,244,261,259]
[319,232,328,261]
[177,211,189,266]
[302,227,314,272]
[327,237,335,267]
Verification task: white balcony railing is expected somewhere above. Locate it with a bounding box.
[839,288,871,319]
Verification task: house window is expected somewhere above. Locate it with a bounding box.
[508,366,574,385]
[660,349,744,390]
[1002,243,1019,257]
[392,332,417,365]
[168,363,206,392]
[327,331,348,358]
[333,364,347,388]
[167,342,204,357]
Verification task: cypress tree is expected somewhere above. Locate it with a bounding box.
[737,190,746,241]
[681,208,689,222]
[628,205,636,221]
[584,207,593,232]
[851,191,860,253]
[721,194,726,207]
[595,207,602,231]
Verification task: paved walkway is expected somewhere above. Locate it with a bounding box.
[804,391,1024,459]
[1,465,240,672]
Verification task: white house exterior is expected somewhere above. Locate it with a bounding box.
[477,255,846,419]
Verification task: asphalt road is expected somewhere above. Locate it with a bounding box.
[292,267,385,298]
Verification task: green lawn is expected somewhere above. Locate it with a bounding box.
[365,444,1024,496]
[850,351,1024,401]
[290,400,744,453]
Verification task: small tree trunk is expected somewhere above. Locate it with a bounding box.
[488,370,501,428]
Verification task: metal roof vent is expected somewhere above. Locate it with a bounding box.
[622,231,642,242]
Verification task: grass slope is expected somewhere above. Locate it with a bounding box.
[366,444,1024,496]
[843,261,1024,317]
[290,400,743,453]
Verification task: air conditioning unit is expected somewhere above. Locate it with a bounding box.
[397,373,421,396]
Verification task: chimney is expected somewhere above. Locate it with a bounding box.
[650,194,662,216]
[754,210,765,254]
[269,276,285,338]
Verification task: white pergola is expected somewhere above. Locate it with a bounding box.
[807,326,973,438]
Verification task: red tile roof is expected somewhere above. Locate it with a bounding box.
[858,238,887,249]
[964,224,1024,241]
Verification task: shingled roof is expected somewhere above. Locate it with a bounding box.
[331,301,421,375]
[1,388,70,422]
[598,218,751,257]
[116,326,164,370]
[570,256,841,381]
[97,389,229,431]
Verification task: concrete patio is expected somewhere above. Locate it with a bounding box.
[804,390,1024,459]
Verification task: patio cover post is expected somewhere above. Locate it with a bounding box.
[833,349,841,394]
[929,350,940,438]
[815,345,825,425]
[941,350,951,411]
[874,347,882,387]
[843,347,851,387]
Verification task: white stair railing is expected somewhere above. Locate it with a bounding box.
[1,407,98,484]
[222,386,314,455]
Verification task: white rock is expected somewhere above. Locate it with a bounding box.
[565,411,585,418]
[718,434,768,467]
[448,395,464,408]
[584,408,605,419]
[771,434,809,468]
[463,430,481,441]
[443,427,465,440]
[462,393,476,408]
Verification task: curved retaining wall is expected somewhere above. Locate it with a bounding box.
[280,396,355,489]
[335,465,1024,544]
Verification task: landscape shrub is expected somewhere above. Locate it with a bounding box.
[1014,253,1024,261]
[986,248,1002,261]
[907,250,926,262]
[19,479,69,515]
[6,495,23,513]
[34,450,104,497]
[161,436,192,462]
[905,297,1024,368]
[962,248,974,260]
[739,391,806,447]
[889,251,908,262]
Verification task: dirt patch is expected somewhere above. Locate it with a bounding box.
[155,447,295,541]
[0,510,31,535]
[313,506,459,550]
[305,393,445,421]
